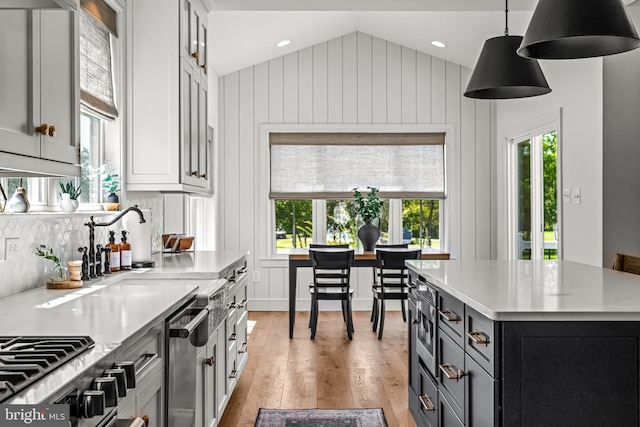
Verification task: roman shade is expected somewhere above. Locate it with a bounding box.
[79,2,118,119]
[269,132,446,199]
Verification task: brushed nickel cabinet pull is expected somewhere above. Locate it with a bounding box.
[238,342,247,353]
[228,302,236,309]
[439,309,461,323]
[466,329,489,346]
[412,318,419,324]
[419,395,435,412]
[229,370,237,379]
[229,333,237,341]
[204,357,214,366]
[237,299,247,308]
[439,363,465,381]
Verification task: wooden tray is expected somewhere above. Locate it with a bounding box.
[47,279,83,289]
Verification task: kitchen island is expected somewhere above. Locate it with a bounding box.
[0,250,248,427]
[406,259,640,427]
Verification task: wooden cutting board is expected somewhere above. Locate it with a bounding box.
[47,280,83,289]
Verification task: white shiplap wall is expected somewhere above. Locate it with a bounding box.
[218,32,496,311]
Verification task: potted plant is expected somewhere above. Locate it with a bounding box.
[102,161,120,210]
[35,244,68,283]
[353,186,383,251]
[58,180,81,212]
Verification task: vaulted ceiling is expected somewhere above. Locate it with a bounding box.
[209,0,639,76]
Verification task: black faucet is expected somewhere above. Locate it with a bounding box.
[102,246,111,274]
[95,244,103,277]
[84,206,146,279]
[78,247,90,281]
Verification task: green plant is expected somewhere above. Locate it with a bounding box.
[101,161,120,195]
[353,186,382,222]
[59,181,81,200]
[35,244,62,269]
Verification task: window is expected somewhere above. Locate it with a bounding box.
[275,200,313,253]
[269,132,446,254]
[79,112,104,204]
[402,200,441,249]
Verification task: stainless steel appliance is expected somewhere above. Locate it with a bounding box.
[411,274,438,378]
[166,300,211,427]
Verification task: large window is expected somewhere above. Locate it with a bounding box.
[270,131,446,254]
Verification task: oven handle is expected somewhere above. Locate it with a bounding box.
[169,306,210,339]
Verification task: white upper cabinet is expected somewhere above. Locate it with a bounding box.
[127,0,212,194]
[0,9,80,176]
[0,0,78,10]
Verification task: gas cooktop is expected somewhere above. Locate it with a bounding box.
[0,336,95,403]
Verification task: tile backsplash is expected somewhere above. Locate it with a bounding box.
[0,192,163,298]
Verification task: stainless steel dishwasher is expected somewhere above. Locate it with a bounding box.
[166,300,211,427]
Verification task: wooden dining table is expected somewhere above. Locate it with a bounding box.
[287,247,450,338]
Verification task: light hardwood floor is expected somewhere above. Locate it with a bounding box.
[218,310,417,427]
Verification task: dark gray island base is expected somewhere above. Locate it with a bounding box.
[407,260,640,427]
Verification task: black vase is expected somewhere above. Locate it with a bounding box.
[107,193,119,203]
[358,220,381,251]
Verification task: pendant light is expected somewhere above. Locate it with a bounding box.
[518,0,640,59]
[464,0,551,99]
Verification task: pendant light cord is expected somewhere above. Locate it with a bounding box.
[504,0,509,36]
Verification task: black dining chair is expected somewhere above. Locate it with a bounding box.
[309,243,350,248]
[308,248,355,340]
[370,244,408,323]
[372,248,421,339]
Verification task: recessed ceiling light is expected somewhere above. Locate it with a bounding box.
[276,39,291,48]
[431,40,446,48]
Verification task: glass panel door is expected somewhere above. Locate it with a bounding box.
[510,131,558,260]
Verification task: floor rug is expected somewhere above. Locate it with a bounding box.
[255,408,388,427]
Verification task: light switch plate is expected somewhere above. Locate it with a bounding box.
[571,188,581,204]
[563,189,571,204]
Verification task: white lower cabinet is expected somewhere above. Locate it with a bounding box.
[196,328,220,427]
[119,368,165,427]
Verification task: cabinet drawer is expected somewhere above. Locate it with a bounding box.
[438,290,465,346]
[439,391,464,427]
[465,353,498,427]
[417,365,438,427]
[465,305,499,377]
[438,328,465,421]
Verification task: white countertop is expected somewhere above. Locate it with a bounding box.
[0,250,247,404]
[407,259,640,321]
[147,250,248,278]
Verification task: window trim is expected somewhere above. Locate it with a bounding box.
[259,123,454,260]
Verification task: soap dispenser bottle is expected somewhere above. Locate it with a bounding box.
[107,230,121,272]
[120,230,132,270]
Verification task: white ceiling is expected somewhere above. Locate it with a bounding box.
[209,0,639,76]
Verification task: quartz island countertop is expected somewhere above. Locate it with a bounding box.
[406,259,640,321]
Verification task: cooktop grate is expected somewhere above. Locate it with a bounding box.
[0,336,94,402]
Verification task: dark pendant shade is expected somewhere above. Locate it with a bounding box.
[464,35,551,99]
[518,0,640,59]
